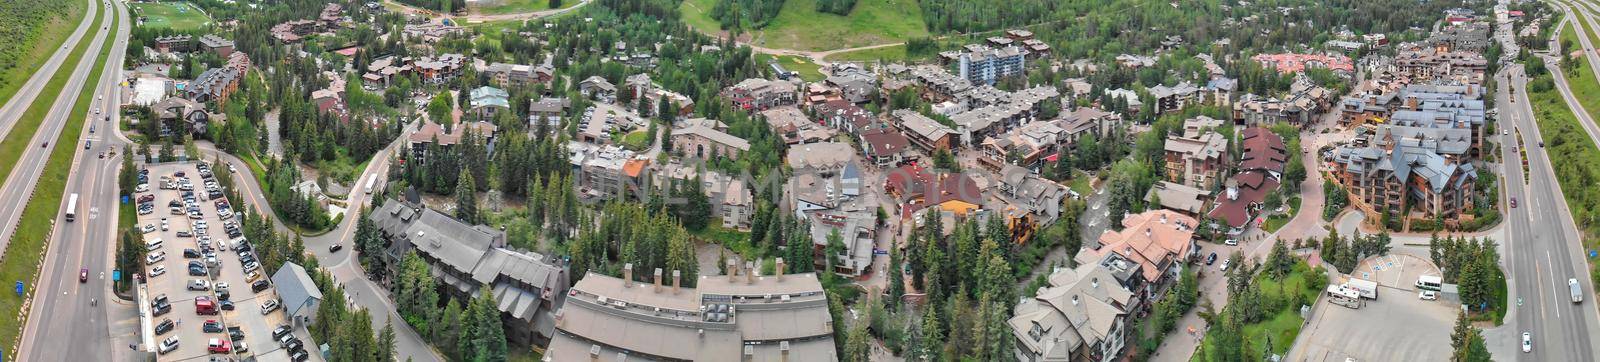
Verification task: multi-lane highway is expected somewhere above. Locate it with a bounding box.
[0,0,105,140]
[14,0,130,359]
[1491,12,1600,360]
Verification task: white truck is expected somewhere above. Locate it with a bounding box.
[1343,277,1379,300]
[1572,278,1584,304]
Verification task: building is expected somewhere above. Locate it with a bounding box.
[409,121,498,163]
[815,100,878,134]
[892,109,958,151]
[197,34,234,57]
[579,76,617,103]
[1395,49,1488,84]
[859,128,911,167]
[1148,82,1204,115]
[1250,53,1355,76]
[1145,181,1210,217]
[1076,209,1198,295]
[761,106,835,145]
[1207,127,1288,235]
[154,35,193,53]
[577,104,647,145]
[824,65,878,104]
[567,142,647,200]
[787,142,857,176]
[946,86,1061,145]
[649,161,755,229]
[270,20,319,43]
[672,125,751,160]
[412,54,467,84]
[469,86,511,118]
[270,263,323,327]
[545,265,836,361]
[1009,263,1136,362]
[1161,117,1229,190]
[996,164,1069,224]
[885,164,984,218]
[185,54,249,105]
[528,97,571,128]
[950,44,1028,85]
[151,97,217,136]
[726,78,799,111]
[482,62,553,88]
[1331,124,1478,223]
[368,201,571,345]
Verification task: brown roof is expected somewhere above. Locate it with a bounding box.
[860,128,909,157]
[1208,171,1281,229]
[1239,127,1288,173]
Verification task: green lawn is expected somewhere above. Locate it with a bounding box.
[0,3,116,352]
[825,44,911,62]
[1067,170,1093,197]
[754,54,824,82]
[688,219,755,255]
[472,0,578,15]
[618,129,650,151]
[0,1,87,119]
[1195,262,1322,361]
[682,0,929,51]
[131,2,212,31]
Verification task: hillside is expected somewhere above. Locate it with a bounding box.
[681,0,928,51]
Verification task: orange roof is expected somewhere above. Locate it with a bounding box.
[1092,210,1197,282]
[622,159,649,178]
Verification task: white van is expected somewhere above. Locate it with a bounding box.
[145,239,164,251]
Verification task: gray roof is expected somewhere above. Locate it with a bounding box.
[271,263,323,317]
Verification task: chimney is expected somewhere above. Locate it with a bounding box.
[673,270,682,294]
[745,261,756,284]
[1160,213,1168,224]
[780,341,791,362]
[1144,228,1151,237]
[653,268,664,293]
[623,263,634,287]
[775,258,786,281]
[727,259,739,282]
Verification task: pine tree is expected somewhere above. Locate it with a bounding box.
[456,169,479,224]
[437,299,463,359]
[378,316,398,362]
[919,307,945,361]
[844,321,871,362]
[1449,311,1492,361]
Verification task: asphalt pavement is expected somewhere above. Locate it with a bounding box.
[14,0,129,359]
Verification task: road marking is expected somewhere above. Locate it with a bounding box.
[1550,251,1561,320]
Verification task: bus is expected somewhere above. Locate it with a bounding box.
[65,193,79,222]
[365,174,379,195]
[1416,275,1443,291]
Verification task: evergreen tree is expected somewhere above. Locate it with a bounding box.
[1449,311,1493,361]
[378,316,398,362]
[844,321,871,362]
[456,169,479,224]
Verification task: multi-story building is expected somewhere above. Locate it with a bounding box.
[1161,117,1229,190]
[1395,49,1488,85]
[672,125,751,160]
[368,200,569,346]
[1331,123,1479,222]
[948,44,1027,85]
[470,86,511,118]
[1148,82,1204,115]
[567,142,647,200]
[545,264,837,361]
[154,35,193,53]
[892,109,958,152]
[725,78,799,111]
[1076,209,1197,300]
[1208,128,1288,235]
[1009,263,1136,362]
[409,121,498,163]
[481,62,553,88]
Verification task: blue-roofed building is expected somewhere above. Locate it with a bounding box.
[271,262,323,327]
[470,86,511,118]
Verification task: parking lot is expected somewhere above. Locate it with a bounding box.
[133,161,317,361]
[1292,253,1455,361]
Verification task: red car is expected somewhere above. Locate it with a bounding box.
[207,338,231,353]
[1511,197,1518,208]
[79,268,88,283]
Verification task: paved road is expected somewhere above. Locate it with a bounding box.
[1488,20,1600,358]
[0,0,104,141]
[15,0,129,359]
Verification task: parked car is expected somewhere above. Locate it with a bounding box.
[188,279,210,291]
[252,279,270,292]
[149,265,167,277]
[158,337,179,355]
[1205,252,1218,265]
[203,320,223,333]
[155,319,175,335]
[272,325,292,340]
[207,338,231,354]
[261,299,280,315]
[1219,258,1232,272]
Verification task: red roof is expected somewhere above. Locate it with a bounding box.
[885,164,983,211]
[860,128,909,157]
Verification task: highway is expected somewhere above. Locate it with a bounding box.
[13,0,129,360]
[0,0,104,141]
[1490,13,1600,361]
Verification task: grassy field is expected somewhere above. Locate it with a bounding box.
[1194,262,1321,361]
[681,0,929,51]
[0,3,115,353]
[130,2,211,31]
[471,0,577,15]
[754,54,824,82]
[0,1,88,117]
